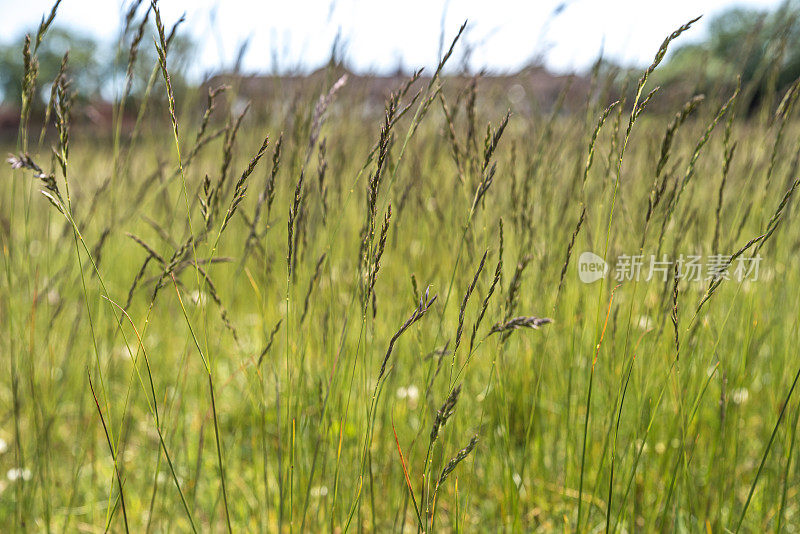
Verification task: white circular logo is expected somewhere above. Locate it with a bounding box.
[578,252,608,283]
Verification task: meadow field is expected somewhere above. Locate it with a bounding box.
[4,3,800,532]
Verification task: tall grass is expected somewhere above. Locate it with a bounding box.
[4,2,800,531]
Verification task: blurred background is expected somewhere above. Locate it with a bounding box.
[1,0,799,131]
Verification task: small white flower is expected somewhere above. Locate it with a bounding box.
[114,346,132,360]
[731,388,749,405]
[0,438,7,454]
[7,468,31,482]
[310,485,328,498]
[397,385,419,408]
[636,315,654,330]
[47,289,60,306]
[655,442,666,454]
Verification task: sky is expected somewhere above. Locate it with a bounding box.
[0,0,787,77]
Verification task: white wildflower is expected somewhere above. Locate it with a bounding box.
[310,485,328,498]
[731,388,749,405]
[7,468,31,482]
[397,385,419,408]
[636,315,654,330]
[191,290,208,305]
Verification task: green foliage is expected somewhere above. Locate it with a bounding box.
[658,1,800,110]
[0,23,195,107]
[0,27,103,105]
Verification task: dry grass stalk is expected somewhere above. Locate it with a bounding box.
[489,316,552,336]
[378,288,437,381]
[430,384,462,444]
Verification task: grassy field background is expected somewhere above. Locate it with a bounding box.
[3,5,800,532]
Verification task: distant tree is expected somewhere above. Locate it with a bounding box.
[0,19,195,109]
[0,26,105,107]
[658,1,800,111]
